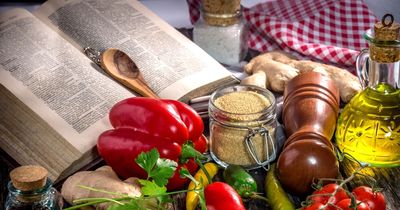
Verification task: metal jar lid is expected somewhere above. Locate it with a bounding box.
[202,0,242,26]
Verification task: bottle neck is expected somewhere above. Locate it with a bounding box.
[367,58,400,93]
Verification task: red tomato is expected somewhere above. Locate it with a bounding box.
[352,186,386,210]
[302,202,331,210]
[311,183,349,204]
[336,198,371,210]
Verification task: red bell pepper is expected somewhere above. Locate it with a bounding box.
[205,182,246,210]
[97,97,207,190]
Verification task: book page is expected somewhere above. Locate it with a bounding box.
[0,9,134,156]
[34,0,235,100]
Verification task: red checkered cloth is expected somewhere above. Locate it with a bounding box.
[187,0,378,70]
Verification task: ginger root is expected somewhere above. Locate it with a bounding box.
[241,70,267,89]
[242,58,299,92]
[242,51,362,103]
[61,166,141,210]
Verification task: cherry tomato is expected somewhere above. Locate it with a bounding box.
[336,198,371,210]
[352,186,386,210]
[311,183,349,204]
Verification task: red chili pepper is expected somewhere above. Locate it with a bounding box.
[97,97,207,190]
[204,182,246,210]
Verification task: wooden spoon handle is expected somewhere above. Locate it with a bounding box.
[115,75,160,98]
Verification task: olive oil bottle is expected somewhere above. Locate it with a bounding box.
[335,14,400,167]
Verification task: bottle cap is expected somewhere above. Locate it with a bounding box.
[202,0,241,26]
[10,165,48,191]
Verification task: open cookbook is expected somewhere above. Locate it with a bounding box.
[0,0,237,182]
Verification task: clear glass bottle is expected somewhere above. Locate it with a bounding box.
[335,14,400,167]
[5,165,63,210]
[193,0,248,66]
[208,85,277,169]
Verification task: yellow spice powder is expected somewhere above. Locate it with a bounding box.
[214,91,271,114]
[210,90,275,166]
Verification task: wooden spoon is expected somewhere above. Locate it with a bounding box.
[86,48,159,98]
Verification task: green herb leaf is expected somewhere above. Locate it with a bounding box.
[136,148,159,176]
[151,158,177,186]
[179,168,201,189]
[138,178,171,205]
[138,179,167,196]
[179,168,192,179]
[179,141,206,164]
[135,148,177,186]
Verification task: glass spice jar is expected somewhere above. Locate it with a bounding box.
[208,85,277,169]
[193,0,249,66]
[5,165,63,210]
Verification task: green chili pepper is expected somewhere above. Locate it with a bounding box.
[223,164,258,198]
[265,163,295,210]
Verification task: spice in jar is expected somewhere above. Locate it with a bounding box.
[214,91,270,115]
[193,0,249,66]
[209,85,277,169]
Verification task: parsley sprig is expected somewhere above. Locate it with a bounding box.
[65,147,206,210]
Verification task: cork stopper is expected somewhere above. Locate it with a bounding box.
[202,0,241,26]
[374,14,400,41]
[10,165,48,191]
[370,14,400,63]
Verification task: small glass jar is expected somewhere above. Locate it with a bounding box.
[5,166,63,210]
[208,85,277,169]
[193,1,249,66]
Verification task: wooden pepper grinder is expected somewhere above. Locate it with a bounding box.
[277,72,340,195]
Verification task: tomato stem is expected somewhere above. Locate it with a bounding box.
[326,166,367,205]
